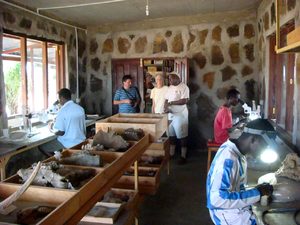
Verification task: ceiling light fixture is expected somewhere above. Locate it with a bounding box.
[146,0,149,16]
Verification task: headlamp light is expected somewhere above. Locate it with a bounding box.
[260,147,278,163]
[244,123,279,164]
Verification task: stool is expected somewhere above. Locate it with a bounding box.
[207,140,221,172]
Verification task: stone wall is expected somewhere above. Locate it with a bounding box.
[85,13,259,149]
[257,0,300,149]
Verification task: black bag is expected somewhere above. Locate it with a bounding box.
[135,87,141,113]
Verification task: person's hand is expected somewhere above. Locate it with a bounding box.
[123,99,131,104]
[255,183,273,196]
[164,102,170,113]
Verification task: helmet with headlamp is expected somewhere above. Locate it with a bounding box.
[243,119,278,163]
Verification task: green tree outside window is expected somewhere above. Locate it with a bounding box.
[4,63,21,115]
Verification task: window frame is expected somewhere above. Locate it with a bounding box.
[2,30,66,126]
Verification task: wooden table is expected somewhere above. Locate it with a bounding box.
[0,117,104,180]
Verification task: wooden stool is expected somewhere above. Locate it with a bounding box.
[207,140,221,172]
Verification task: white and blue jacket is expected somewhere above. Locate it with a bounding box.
[206,140,261,210]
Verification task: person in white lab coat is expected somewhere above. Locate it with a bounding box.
[207,119,274,225]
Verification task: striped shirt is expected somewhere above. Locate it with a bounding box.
[206,140,260,210]
[114,87,140,113]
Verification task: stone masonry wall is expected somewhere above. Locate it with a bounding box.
[86,14,259,149]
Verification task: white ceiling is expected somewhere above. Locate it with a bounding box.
[6,0,261,28]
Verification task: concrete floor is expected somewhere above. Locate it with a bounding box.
[139,150,214,225]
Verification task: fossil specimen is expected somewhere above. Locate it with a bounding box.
[93,130,129,150]
[276,153,300,181]
[59,151,102,167]
[122,128,144,141]
[17,162,95,189]
[0,162,41,215]
[17,206,55,225]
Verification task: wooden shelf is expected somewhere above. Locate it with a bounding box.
[0,113,170,225]
[0,135,150,225]
[276,40,300,53]
[275,0,300,53]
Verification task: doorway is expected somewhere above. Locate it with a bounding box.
[111,58,188,114]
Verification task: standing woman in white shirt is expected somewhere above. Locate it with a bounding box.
[150,73,169,113]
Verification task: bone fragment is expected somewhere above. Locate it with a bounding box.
[0,162,41,215]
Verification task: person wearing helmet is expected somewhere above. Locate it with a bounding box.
[207,119,274,225]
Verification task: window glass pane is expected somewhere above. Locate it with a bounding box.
[2,35,22,117]
[2,33,64,128]
[48,43,58,105]
[27,39,43,112]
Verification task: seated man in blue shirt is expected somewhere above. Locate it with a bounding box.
[50,88,86,148]
[113,75,141,113]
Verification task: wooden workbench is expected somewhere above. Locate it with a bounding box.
[0,117,103,180]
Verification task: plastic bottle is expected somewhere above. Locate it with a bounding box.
[252,100,256,111]
[257,105,261,115]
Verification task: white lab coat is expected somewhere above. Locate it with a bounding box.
[206,140,261,225]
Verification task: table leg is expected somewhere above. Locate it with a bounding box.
[0,155,10,181]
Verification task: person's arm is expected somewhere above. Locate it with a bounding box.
[113,99,131,105]
[113,89,131,105]
[152,100,156,113]
[208,158,261,209]
[167,98,188,106]
[150,89,155,113]
[221,109,233,132]
[51,113,66,136]
[167,85,189,106]
[164,99,169,113]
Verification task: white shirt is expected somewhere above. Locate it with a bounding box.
[54,100,86,148]
[150,86,169,113]
[165,82,189,114]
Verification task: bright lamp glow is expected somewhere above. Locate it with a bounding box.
[260,148,278,163]
[249,112,260,121]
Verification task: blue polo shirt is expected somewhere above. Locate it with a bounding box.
[53,100,86,148]
[114,87,140,113]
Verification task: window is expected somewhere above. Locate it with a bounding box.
[2,33,65,127]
